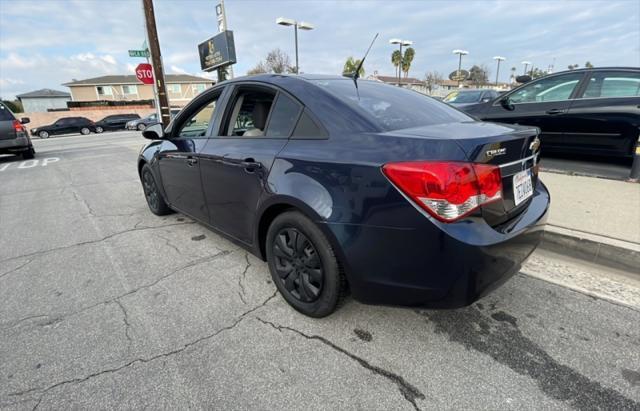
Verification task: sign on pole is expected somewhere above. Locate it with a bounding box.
[135,63,155,85]
[197,30,236,72]
[129,49,150,58]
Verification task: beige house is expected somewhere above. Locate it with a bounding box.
[63,74,214,107]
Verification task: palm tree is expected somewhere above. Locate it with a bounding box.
[343,56,365,77]
[401,47,415,78]
[391,50,402,79]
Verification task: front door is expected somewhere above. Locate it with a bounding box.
[157,91,222,222]
[200,84,302,244]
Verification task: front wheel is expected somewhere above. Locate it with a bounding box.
[95,126,104,133]
[137,123,146,131]
[38,131,49,139]
[266,211,345,317]
[80,127,90,135]
[140,164,173,216]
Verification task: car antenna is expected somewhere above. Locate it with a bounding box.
[344,33,379,96]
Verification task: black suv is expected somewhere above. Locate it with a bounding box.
[31,116,96,139]
[94,113,141,133]
[0,102,35,159]
[462,67,640,158]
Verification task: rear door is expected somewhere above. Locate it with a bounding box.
[0,103,17,140]
[480,72,585,151]
[200,83,302,244]
[563,69,640,156]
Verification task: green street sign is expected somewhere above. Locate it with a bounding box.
[129,49,150,58]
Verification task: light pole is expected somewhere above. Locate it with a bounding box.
[276,17,314,74]
[493,56,505,86]
[452,49,469,86]
[390,38,412,86]
[521,60,531,75]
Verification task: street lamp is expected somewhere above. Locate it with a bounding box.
[521,60,531,75]
[493,56,505,86]
[452,49,469,85]
[390,38,413,86]
[276,17,314,74]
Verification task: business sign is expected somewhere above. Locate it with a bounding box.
[198,30,236,72]
[129,49,150,58]
[449,69,469,82]
[135,63,154,85]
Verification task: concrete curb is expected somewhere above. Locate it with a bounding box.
[540,225,640,274]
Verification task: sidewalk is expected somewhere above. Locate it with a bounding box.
[539,171,640,272]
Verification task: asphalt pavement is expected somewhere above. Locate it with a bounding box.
[1,132,639,410]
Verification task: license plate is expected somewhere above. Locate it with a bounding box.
[513,169,533,206]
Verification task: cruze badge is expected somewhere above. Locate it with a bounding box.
[529,137,541,152]
[486,148,507,158]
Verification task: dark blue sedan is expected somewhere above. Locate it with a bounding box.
[137,74,549,317]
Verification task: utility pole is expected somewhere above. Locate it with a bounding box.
[216,0,233,81]
[142,0,170,128]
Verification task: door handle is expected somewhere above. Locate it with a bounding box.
[241,158,261,172]
[546,108,566,115]
[186,157,198,166]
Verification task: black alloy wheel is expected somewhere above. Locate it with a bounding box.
[140,164,172,215]
[272,228,324,302]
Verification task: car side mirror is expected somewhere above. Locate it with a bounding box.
[20,117,30,124]
[515,75,532,84]
[500,97,515,111]
[141,122,165,140]
[481,97,491,103]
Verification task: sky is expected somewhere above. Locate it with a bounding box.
[1,0,639,99]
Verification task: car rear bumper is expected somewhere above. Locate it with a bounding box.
[0,136,30,153]
[322,180,550,308]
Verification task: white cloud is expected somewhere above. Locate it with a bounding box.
[170,65,191,75]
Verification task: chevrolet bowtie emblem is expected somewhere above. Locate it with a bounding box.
[529,137,541,152]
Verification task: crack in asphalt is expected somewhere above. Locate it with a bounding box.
[256,318,426,411]
[0,250,231,332]
[6,291,278,409]
[0,258,34,280]
[0,221,196,274]
[156,233,181,255]
[114,300,133,349]
[237,253,251,305]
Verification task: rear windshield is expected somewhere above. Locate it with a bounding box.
[311,79,471,131]
[0,104,15,121]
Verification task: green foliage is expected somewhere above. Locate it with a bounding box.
[468,64,490,86]
[402,47,415,78]
[585,61,594,68]
[1,99,23,113]
[343,56,365,77]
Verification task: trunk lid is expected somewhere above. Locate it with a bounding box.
[395,121,540,226]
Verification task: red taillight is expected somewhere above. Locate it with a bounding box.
[382,161,503,222]
[12,120,25,132]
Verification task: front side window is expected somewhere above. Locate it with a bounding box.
[583,71,640,98]
[508,73,583,104]
[224,88,276,137]
[96,86,113,96]
[177,95,219,138]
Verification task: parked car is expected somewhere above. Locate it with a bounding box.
[94,113,141,133]
[126,109,180,131]
[31,116,96,139]
[443,89,500,107]
[136,74,549,317]
[0,102,35,159]
[461,67,640,158]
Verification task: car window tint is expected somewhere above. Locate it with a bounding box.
[265,93,302,138]
[0,104,14,121]
[292,110,328,139]
[224,89,275,137]
[313,80,471,131]
[508,73,583,103]
[583,71,640,98]
[177,97,218,138]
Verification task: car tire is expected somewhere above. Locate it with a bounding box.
[38,131,49,139]
[22,148,35,160]
[80,127,90,135]
[137,124,146,131]
[95,126,104,133]
[140,164,173,216]
[266,211,346,318]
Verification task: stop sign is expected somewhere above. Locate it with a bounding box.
[135,63,154,85]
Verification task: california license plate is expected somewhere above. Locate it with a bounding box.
[513,169,533,206]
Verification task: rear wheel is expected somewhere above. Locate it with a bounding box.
[266,211,345,317]
[140,164,173,216]
[137,123,146,131]
[22,148,35,160]
[95,126,104,133]
[38,131,49,139]
[80,127,90,135]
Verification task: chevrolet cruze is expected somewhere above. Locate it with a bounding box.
[137,74,549,317]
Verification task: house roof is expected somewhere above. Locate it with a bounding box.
[16,88,71,99]
[63,74,214,86]
[369,75,424,85]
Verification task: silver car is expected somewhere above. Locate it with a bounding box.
[0,102,35,159]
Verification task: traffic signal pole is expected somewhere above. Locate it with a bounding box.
[142,0,170,128]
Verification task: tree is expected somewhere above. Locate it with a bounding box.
[510,66,517,82]
[585,61,594,68]
[530,67,546,79]
[343,56,365,77]
[468,64,490,86]
[391,50,402,80]
[1,99,22,113]
[567,64,579,70]
[247,48,294,75]
[401,47,415,78]
[424,71,443,94]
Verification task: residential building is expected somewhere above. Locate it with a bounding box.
[63,74,214,107]
[367,73,428,94]
[16,89,71,112]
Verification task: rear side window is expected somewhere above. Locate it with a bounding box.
[0,104,14,121]
[265,93,302,138]
[292,110,327,139]
[312,79,471,131]
[583,71,640,98]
